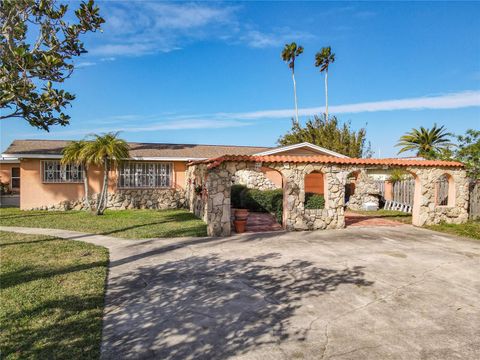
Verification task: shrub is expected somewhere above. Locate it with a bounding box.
[231,185,246,208]
[305,193,325,209]
[231,185,283,224]
[0,181,10,195]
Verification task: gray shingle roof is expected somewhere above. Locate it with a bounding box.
[2,140,271,159]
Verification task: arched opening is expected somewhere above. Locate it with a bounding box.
[436,173,455,207]
[304,171,327,210]
[231,165,284,233]
[345,169,420,227]
[344,171,360,207]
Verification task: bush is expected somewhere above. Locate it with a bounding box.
[305,193,325,209]
[231,185,245,208]
[231,185,283,223]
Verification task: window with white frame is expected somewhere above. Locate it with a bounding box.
[42,161,83,183]
[118,162,172,188]
[11,167,20,188]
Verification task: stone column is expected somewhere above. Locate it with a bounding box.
[205,168,232,236]
[281,166,306,230]
[325,169,346,229]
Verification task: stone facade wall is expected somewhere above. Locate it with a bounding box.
[233,169,279,190]
[412,167,469,226]
[185,164,209,223]
[185,160,470,237]
[27,188,186,211]
[347,171,380,211]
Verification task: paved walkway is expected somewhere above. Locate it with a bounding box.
[345,211,407,227]
[245,212,283,233]
[1,225,479,359]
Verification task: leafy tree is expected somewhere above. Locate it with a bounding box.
[0,0,104,130]
[396,124,452,159]
[84,132,129,215]
[281,42,303,124]
[278,115,371,158]
[314,46,335,122]
[61,140,91,210]
[455,129,480,179]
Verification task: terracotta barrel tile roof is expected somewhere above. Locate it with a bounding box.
[188,155,464,169]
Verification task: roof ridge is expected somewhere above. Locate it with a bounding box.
[11,139,271,149]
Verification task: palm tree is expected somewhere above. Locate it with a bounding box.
[84,132,129,215]
[315,46,335,122]
[396,124,452,159]
[61,140,91,210]
[281,42,304,124]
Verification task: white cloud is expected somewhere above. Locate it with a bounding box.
[31,119,251,138]
[89,2,314,56]
[76,61,96,68]
[91,2,239,56]
[240,29,314,48]
[29,91,478,139]
[221,90,480,120]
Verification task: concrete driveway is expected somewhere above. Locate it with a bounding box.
[3,225,479,359]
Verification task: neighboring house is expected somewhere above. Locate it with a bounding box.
[0,156,21,207]
[1,140,346,210]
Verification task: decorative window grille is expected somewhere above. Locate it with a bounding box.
[118,162,172,188]
[42,161,83,183]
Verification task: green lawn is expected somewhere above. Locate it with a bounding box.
[349,209,413,224]
[0,208,207,239]
[426,220,480,240]
[0,231,108,359]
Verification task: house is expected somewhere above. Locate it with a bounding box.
[0,140,346,210]
[0,156,21,207]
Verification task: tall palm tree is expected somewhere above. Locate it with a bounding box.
[315,46,335,122]
[84,132,129,215]
[61,140,91,210]
[396,124,452,159]
[281,42,304,124]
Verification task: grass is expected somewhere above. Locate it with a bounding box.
[0,208,207,239]
[349,209,413,224]
[0,231,108,359]
[426,220,480,240]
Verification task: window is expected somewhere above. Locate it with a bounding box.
[11,167,20,188]
[42,161,83,183]
[118,162,172,188]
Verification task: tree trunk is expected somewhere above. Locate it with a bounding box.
[83,166,91,211]
[324,69,328,123]
[292,69,299,124]
[96,158,109,215]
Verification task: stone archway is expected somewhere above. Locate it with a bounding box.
[186,157,469,236]
[231,164,284,233]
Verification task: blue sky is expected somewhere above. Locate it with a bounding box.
[1,1,479,157]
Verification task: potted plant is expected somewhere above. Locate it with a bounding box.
[233,189,249,233]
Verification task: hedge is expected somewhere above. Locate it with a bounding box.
[304,193,325,209]
[231,185,283,223]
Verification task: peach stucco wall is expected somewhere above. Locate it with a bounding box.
[20,159,103,209]
[305,172,325,194]
[19,159,188,209]
[262,167,283,188]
